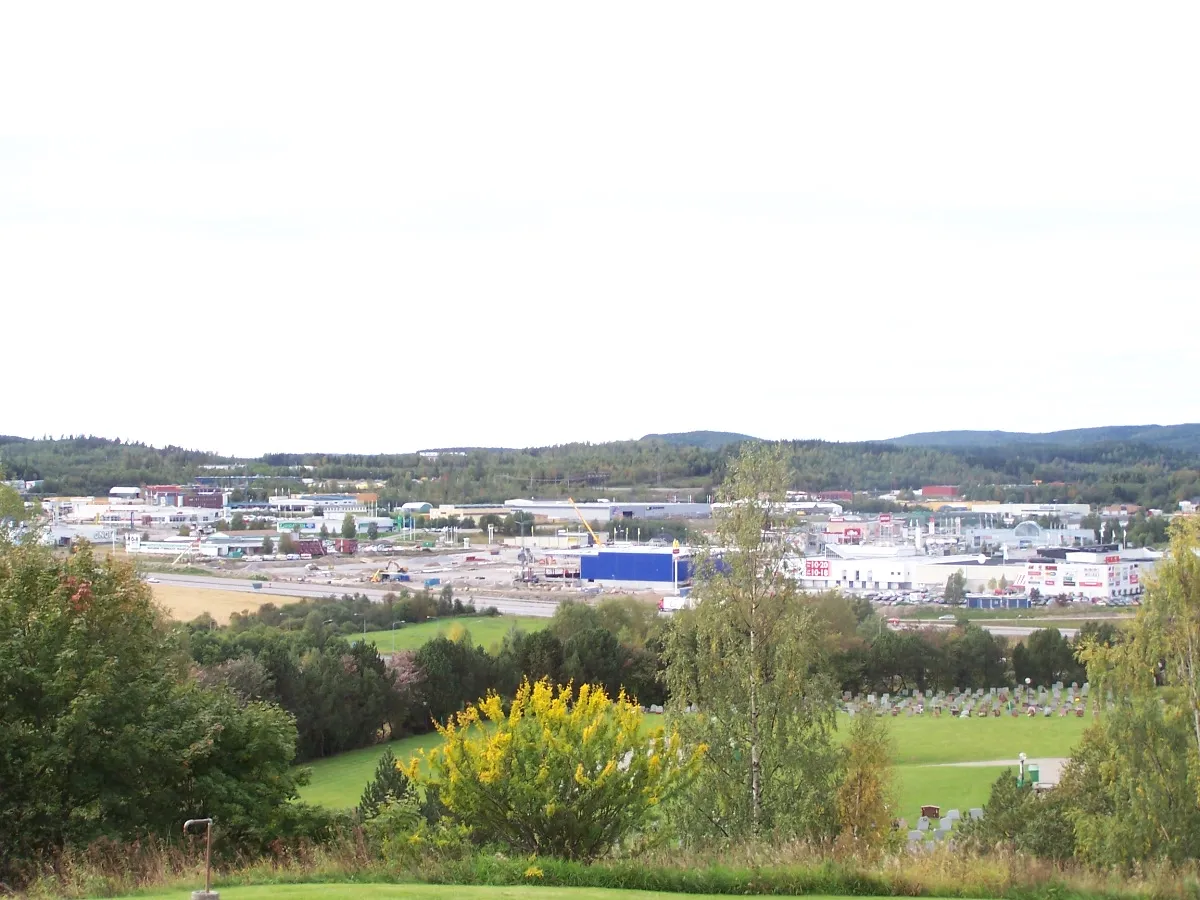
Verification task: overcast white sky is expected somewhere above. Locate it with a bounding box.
[3,3,1198,457]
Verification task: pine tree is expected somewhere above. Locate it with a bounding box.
[357,747,413,819]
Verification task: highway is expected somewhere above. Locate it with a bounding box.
[903,620,1079,639]
[148,572,560,618]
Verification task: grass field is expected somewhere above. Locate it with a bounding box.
[894,764,1009,820]
[361,616,547,653]
[854,712,1090,765]
[297,733,447,808]
[151,584,280,624]
[299,708,1088,813]
[131,885,894,900]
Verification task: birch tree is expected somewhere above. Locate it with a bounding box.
[1082,517,1200,798]
[663,444,839,842]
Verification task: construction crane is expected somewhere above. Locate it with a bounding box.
[567,497,605,547]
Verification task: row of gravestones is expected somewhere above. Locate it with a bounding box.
[843,683,1105,718]
[905,808,984,846]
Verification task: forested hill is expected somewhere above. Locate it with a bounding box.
[639,431,758,449]
[3,432,1200,511]
[890,423,1200,452]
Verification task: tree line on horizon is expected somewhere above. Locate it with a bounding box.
[5,432,1200,511]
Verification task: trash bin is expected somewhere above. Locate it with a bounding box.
[1027,765,1040,784]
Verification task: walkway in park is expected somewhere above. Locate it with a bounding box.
[923,756,1069,783]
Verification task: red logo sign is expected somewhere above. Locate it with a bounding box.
[1105,555,1120,564]
[878,514,893,525]
[805,559,831,578]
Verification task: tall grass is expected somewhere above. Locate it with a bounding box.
[16,834,1200,900]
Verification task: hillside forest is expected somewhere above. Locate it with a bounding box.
[3,431,1200,511]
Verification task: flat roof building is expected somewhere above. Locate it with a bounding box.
[505,499,711,521]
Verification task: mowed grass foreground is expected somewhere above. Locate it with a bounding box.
[360,615,548,653]
[128,884,898,900]
[298,706,1089,818]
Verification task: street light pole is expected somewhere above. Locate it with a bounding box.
[183,818,215,899]
[391,619,403,653]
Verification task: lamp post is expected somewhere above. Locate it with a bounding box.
[183,818,217,900]
[391,619,404,653]
[352,612,367,643]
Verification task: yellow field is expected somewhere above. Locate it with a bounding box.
[151,584,281,624]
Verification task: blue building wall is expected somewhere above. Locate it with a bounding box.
[581,550,690,583]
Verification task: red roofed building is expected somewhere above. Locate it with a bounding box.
[818,490,853,503]
[920,485,960,499]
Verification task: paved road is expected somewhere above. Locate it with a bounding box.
[149,572,560,618]
[920,622,1078,639]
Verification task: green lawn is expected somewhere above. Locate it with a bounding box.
[893,764,1009,823]
[297,732,446,808]
[131,886,896,900]
[359,615,547,653]
[846,711,1089,764]
[300,710,1088,811]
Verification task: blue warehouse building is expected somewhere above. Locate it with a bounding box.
[580,547,692,587]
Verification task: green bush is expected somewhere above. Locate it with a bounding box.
[956,769,1076,861]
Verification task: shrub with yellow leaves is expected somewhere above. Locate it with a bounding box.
[409,678,701,860]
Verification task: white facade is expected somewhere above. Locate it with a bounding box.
[966,502,1091,519]
[792,547,1159,598]
[505,498,711,521]
[268,494,367,514]
[60,502,222,527]
[125,534,201,555]
[1025,549,1155,600]
[277,514,395,535]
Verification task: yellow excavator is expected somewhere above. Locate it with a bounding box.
[371,560,409,583]
[567,497,606,547]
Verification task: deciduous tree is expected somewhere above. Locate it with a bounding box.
[663,444,840,841]
[836,711,895,851]
[944,569,967,604]
[0,540,301,881]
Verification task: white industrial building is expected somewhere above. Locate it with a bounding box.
[505,498,711,521]
[276,514,395,535]
[268,494,369,514]
[125,533,269,557]
[55,501,223,528]
[961,520,1095,549]
[965,502,1091,519]
[792,543,1158,600]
